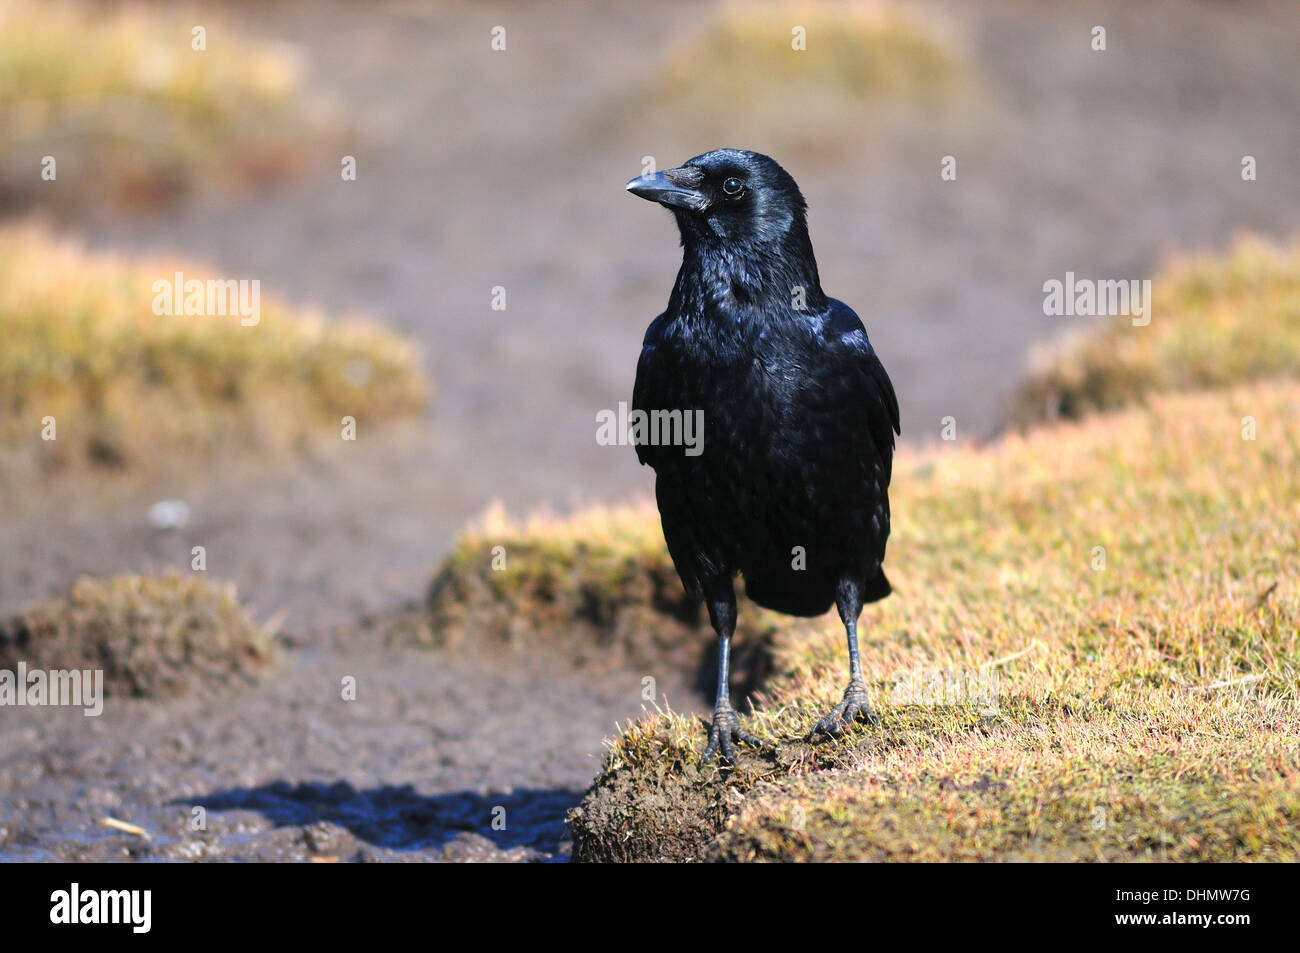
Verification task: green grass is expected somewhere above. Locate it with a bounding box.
[0,223,429,477]
[0,0,333,210]
[1014,236,1300,425]
[545,379,1300,860]
[0,572,274,698]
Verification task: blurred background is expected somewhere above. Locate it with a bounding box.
[1,0,1298,861]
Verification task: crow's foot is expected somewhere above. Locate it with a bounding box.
[811,678,879,738]
[701,703,762,765]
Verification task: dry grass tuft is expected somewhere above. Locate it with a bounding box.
[606,0,968,162]
[425,502,784,683]
[0,0,335,211]
[1014,236,1300,425]
[0,223,429,479]
[0,572,274,698]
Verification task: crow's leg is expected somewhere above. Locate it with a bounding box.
[700,574,762,764]
[812,576,880,738]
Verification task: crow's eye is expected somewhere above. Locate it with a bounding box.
[722,176,745,197]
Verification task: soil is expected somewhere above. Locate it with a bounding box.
[0,618,698,861]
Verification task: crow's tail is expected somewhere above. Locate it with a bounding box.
[743,567,892,617]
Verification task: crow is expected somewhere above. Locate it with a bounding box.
[626,149,899,763]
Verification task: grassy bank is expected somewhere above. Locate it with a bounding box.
[0,223,429,478]
[424,502,783,683]
[1014,236,1300,425]
[0,0,333,211]
[556,378,1297,860]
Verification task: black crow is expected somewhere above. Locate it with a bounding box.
[626,149,899,763]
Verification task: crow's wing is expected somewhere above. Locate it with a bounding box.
[822,297,899,462]
[631,313,671,468]
[631,312,711,598]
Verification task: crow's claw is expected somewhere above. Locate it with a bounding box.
[811,679,879,738]
[701,704,762,765]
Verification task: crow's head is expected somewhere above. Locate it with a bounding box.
[626,149,808,247]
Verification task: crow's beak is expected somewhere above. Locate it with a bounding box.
[625,169,708,211]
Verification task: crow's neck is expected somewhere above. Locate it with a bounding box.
[670,226,827,329]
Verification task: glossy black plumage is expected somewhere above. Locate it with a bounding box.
[628,149,900,761]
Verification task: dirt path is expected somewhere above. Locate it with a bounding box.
[4,0,1300,860]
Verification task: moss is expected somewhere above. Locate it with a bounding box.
[0,573,273,698]
[0,223,429,478]
[1013,236,1300,425]
[567,709,748,862]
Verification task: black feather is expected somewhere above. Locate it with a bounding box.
[631,149,899,617]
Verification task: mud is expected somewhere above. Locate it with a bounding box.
[0,620,699,862]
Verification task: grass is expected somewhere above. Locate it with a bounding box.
[0,572,274,698]
[0,0,333,211]
[0,222,429,478]
[424,502,784,681]
[607,0,967,162]
[1014,236,1300,425]
[544,379,1299,860]
[715,702,1300,861]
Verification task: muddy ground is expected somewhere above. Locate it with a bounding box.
[0,614,702,861]
[3,0,1300,860]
